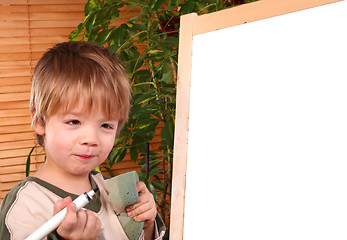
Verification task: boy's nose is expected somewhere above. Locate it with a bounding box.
[79,128,98,146]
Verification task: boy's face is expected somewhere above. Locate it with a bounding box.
[34,100,118,177]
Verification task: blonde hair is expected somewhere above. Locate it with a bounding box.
[30,41,131,146]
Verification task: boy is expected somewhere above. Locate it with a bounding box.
[0,41,165,240]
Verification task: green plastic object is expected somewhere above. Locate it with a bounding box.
[118,212,145,240]
[106,171,144,240]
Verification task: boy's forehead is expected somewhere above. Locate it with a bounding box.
[55,96,117,120]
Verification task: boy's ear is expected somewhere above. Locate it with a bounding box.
[32,113,45,136]
[33,120,45,136]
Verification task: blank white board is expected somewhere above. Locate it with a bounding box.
[181,1,347,239]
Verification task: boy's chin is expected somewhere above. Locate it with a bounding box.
[70,167,98,177]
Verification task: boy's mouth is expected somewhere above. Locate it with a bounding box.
[74,154,96,160]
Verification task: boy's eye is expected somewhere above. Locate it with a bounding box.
[101,123,113,129]
[66,120,80,125]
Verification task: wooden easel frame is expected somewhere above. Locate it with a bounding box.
[169,0,342,239]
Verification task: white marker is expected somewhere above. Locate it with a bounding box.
[25,187,99,240]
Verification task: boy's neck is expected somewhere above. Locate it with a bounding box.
[33,163,93,195]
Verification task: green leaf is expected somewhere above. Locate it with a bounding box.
[132,104,159,118]
[126,46,141,59]
[100,28,113,44]
[132,69,151,84]
[84,11,97,35]
[113,135,127,147]
[147,183,158,201]
[140,150,160,157]
[133,69,150,78]
[141,159,162,172]
[137,171,147,182]
[26,145,36,177]
[151,180,166,192]
[84,11,95,26]
[149,167,164,178]
[147,49,164,55]
[160,118,175,149]
[107,148,118,164]
[131,56,145,73]
[138,151,159,165]
[134,127,156,139]
[161,67,174,83]
[130,147,138,162]
[133,94,156,105]
[168,0,179,10]
[181,0,195,14]
[106,4,120,19]
[135,118,160,131]
[69,29,81,41]
[105,166,115,177]
[84,0,98,16]
[131,135,147,151]
[114,147,127,163]
[154,64,163,80]
[150,0,164,11]
[94,165,102,173]
[144,55,164,61]
[107,147,127,168]
[113,26,125,47]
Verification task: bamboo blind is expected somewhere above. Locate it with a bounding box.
[0,0,148,202]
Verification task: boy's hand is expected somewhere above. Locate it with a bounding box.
[53,197,102,240]
[126,181,157,232]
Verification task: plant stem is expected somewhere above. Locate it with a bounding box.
[145,142,150,179]
[169,57,177,84]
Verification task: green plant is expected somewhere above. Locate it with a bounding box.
[26,145,36,177]
[68,0,256,236]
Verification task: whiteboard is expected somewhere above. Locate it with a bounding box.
[175,0,347,239]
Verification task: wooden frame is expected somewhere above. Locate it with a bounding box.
[170,0,342,239]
